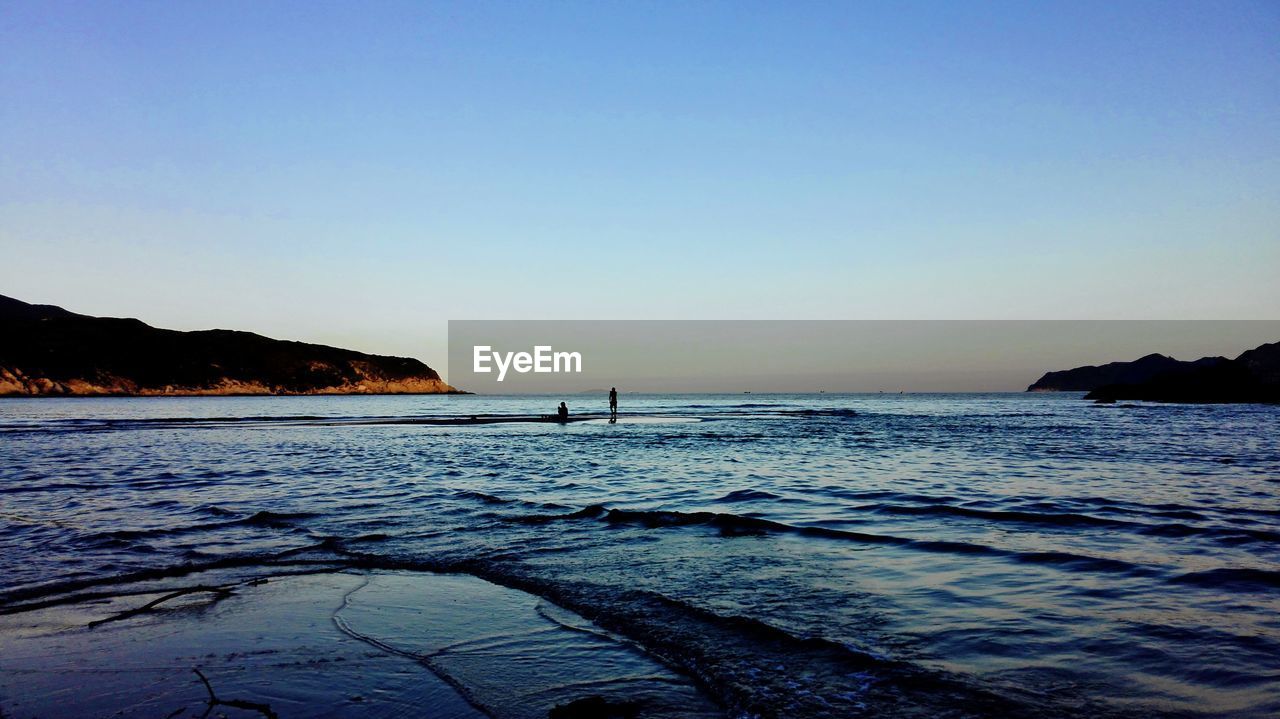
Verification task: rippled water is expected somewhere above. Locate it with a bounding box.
[2,394,1278,717]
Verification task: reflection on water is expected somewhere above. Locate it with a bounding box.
[1,393,1278,717]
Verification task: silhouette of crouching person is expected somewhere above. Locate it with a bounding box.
[556,401,569,423]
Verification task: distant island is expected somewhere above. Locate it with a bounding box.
[1028,341,1280,404]
[0,295,460,396]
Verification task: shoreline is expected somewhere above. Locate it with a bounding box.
[0,389,472,398]
[0,566,721,719]
[0,546,1069,719]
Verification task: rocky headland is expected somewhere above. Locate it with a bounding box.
[0,294,459,396]
[1028,341,1280,404]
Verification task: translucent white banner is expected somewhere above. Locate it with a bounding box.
[446,320,1280,394]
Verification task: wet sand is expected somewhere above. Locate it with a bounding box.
[0,569,720,719]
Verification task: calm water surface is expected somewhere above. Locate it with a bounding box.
[2,393,1278,717]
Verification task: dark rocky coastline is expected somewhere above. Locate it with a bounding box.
[1027,353,1227,392]
[0,294,459,396]
[1028,341,1280,404]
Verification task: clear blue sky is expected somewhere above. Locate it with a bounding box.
[2,1,1277,370]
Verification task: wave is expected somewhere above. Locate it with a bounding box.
[445,558,1151,718]
[76,510,318,545]
[1135,523,1280,544]
[0,415,342,435]
[453,489,513,504]
[781,408,859,417]
[239,510,316,525]
[450,489,567,511]
[507,505,611,524]
[0,481,100,494]
[847,502,1280,545]
[501,503,1280,597]
[501,505,1167,578]
[1169,568,1280,591]
[1049,495,1280,522]
[857,502,1132,528]
[713,489,782,502]
[775,492,1280,547]
[811,488,961,504]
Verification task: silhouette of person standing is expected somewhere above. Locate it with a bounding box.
[557,401,569,423]
[608,387,618,420]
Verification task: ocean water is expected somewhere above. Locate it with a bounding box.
[1,393,1278,717]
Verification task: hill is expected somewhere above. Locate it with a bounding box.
[1081,342,1280,404]
[1026,353,1226,392]
[1027,340,1279,404]
[0,295,459,396]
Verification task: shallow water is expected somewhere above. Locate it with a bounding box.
[2,393,1278,717]
[0,568,716,719]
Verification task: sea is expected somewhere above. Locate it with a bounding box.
[1,393,1278,718]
